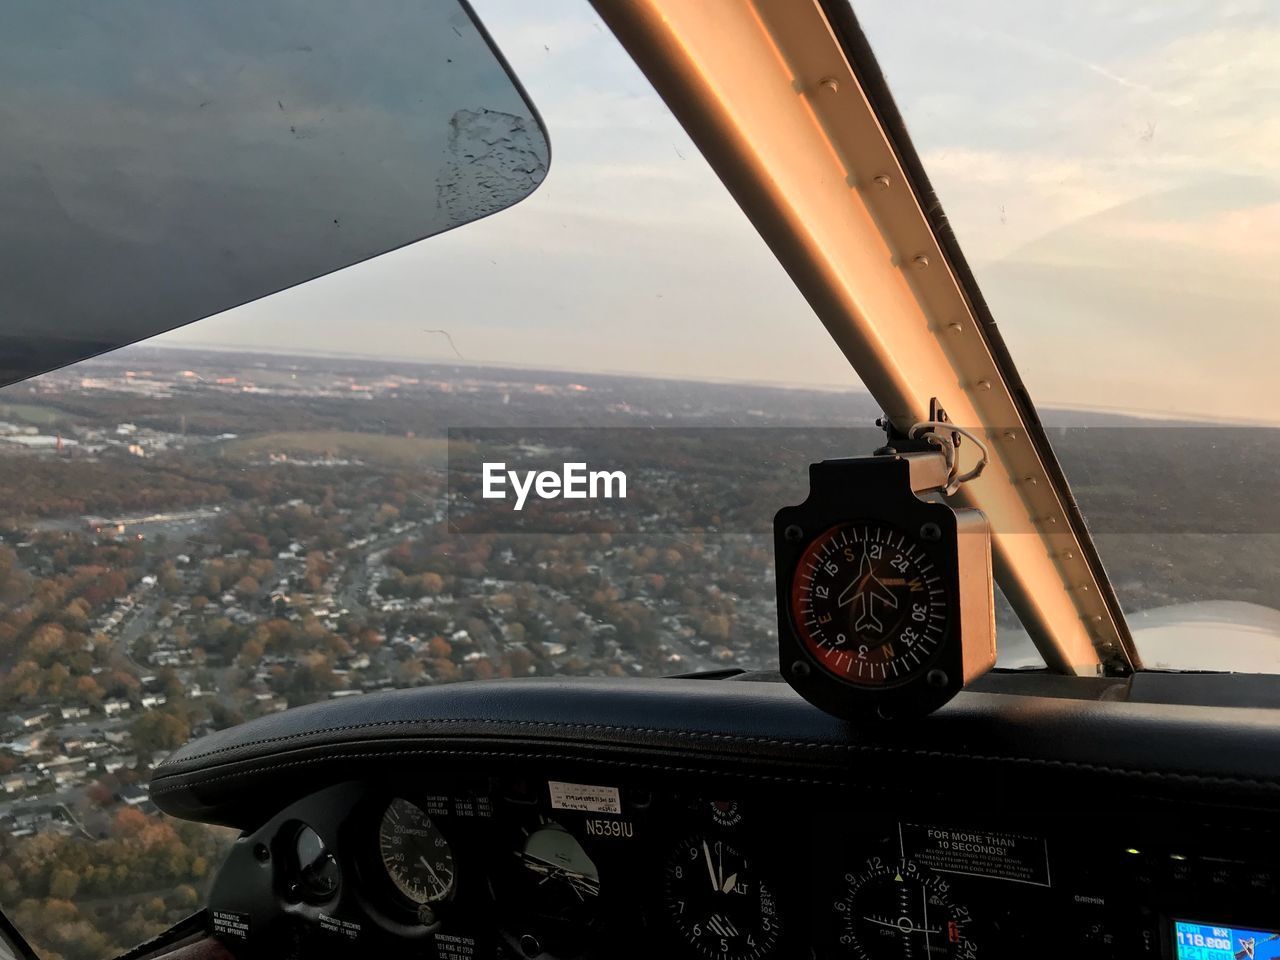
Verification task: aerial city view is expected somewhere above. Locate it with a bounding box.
[0,344,1271,958]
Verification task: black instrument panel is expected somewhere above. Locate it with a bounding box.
[154,675,1280,960]
[205,771,1280,960]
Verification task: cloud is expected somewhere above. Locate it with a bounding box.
[162,0,860,389]
[850,2,1280,417]
[153,0,1280,412]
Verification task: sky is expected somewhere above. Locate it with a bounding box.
[855,0,1280,422]
[157,0,856,391]
[151,0,1280,421]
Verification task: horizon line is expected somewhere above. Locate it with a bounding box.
[140,339,874,395]
[121,339,1280,428]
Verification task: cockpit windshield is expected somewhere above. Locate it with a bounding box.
[2,1,1279,955]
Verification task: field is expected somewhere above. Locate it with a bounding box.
[0,401,73,427]
[221,431,450,467]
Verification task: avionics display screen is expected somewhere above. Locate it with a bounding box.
[1175,920,1280,960]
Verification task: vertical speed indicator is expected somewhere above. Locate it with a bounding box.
[789,522,949,687]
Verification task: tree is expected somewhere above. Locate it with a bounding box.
[394,659,425,685]
[509,647,536,677]
[74,674,103,704]
[49,868,79,899]
[131,710,191,755]
[0,546,29,602]
[86,780,114,807]
[113,807,150,837]
[355,626,383,653]
[45,662,71,698]
[433,658,458,682]
[237,637,265,667]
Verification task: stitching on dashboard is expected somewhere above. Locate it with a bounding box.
[147,749,848,795]
[149,733,1280,793]
[158,718,863,766]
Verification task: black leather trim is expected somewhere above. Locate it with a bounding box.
[151,677,1280,828]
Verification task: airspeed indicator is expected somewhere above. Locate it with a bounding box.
[377,798,456,907]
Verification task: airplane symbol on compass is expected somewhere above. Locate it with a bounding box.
[836,545,899,633]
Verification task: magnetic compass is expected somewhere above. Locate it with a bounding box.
[789,521,948,687]
[775,445,995,721]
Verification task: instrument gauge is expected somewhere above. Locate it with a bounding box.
[775,454,997,720]
[494,816,602,957]
[835,857,976,960]
[377,797,456,907]
[664,834,781,960]
[514,819,602,916]
[790,522,949,687]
